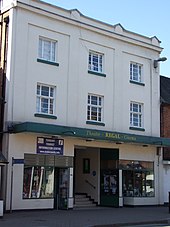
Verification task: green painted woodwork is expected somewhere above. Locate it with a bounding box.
[129,127,145,131]
[88,70,106,77]
[100,195,119,207]
[129,80,145,86]
[34,113,57,119]
[37,58,59,66]
[100,148,119,160]
[12,121,170,146]
[86,121,105,126]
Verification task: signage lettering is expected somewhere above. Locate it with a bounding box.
[37,137,64,155]
[86,130,136,142]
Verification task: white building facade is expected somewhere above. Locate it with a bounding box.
[0,0,169,211]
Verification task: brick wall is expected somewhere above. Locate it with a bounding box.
[161,104,170,160]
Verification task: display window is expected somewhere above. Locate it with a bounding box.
[119,160,154,197]
[23,166,54,199]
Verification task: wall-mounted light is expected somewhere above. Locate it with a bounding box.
[116,142,124,145]
[154,57,167,68]
[86,138,94,142]
[62,131,76,135]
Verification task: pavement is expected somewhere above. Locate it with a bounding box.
[1,206,170,227]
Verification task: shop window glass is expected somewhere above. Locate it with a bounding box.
[119,160,154,197]
[23,166,54,199]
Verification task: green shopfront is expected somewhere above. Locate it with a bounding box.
[5,121,170,210]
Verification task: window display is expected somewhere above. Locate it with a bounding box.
[103,173,117,195]
[120,160,154,197]
[23,166,54,199]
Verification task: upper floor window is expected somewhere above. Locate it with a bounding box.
[130,63,142,83]
[87,94,104,123]
[38,37,56,62]
[130,102,143,129]
[88,51,103,73]
[36,84,55,115]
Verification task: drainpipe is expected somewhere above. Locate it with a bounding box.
[0,16,9,136]
[0,15,9,202]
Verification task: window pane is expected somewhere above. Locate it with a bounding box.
[91,96,97,105]
[130,113,132,125]
[23,166,54,199]
[130,63,142,82]
[87,94,103,122]
[133,114,139,126]
[91,106,97,113]
[41,86,49,97]
[39,38,57,62]
[37,85,40,95]
[130,102,143,128]
[41,98,48,113]
[43,42,50,60]
[98,97,102,106]
[36,84,55,115]
[36,97,40,112]
[50,87,54,97]
[89,52,103,73]
[51,42,56,62]
[130,103,132,111]
[91,106,97,120]
[133,104,138,112]
[88,53,92,70]
[120,160,154,197]
[88,95,90,104]
[49,99,54,114]
[139,115,142,127]
[38,39,43,59]
[98,108,101,121]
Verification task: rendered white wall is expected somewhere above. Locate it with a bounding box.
[163,165,170,203]
[5,2,160,137]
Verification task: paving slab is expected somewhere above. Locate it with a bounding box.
[0,206,170,227]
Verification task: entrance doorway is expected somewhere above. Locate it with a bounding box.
[74,147,99,206]
[74,147,119,207]
[54,168,69,209]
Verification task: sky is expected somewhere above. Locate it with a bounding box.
[43,0,170,77]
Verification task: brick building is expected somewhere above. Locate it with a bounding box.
[160,76,170,203]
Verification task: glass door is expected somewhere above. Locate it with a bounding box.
[100,169,119,207]
[100,148,119,207]
[54,168,69,210]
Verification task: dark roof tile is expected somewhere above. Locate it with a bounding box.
[160,76,170,104]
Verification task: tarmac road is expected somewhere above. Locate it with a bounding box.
[1,206,170,227]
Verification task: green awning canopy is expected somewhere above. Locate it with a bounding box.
[11,121,170,147]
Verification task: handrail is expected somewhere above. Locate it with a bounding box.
[85,179,96,189]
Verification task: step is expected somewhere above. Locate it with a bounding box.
[74,203,97,208]
[75,194,87,199]
[74,193,97,208]
[75,197,90,202]
[75,200,94,205]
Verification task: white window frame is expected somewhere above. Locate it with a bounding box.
[88,51,104,73]
[36,83,55,115]
[130,102,143,128]
[130,62,142,83]
[87,94,104,123]
[38,37,57,62]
